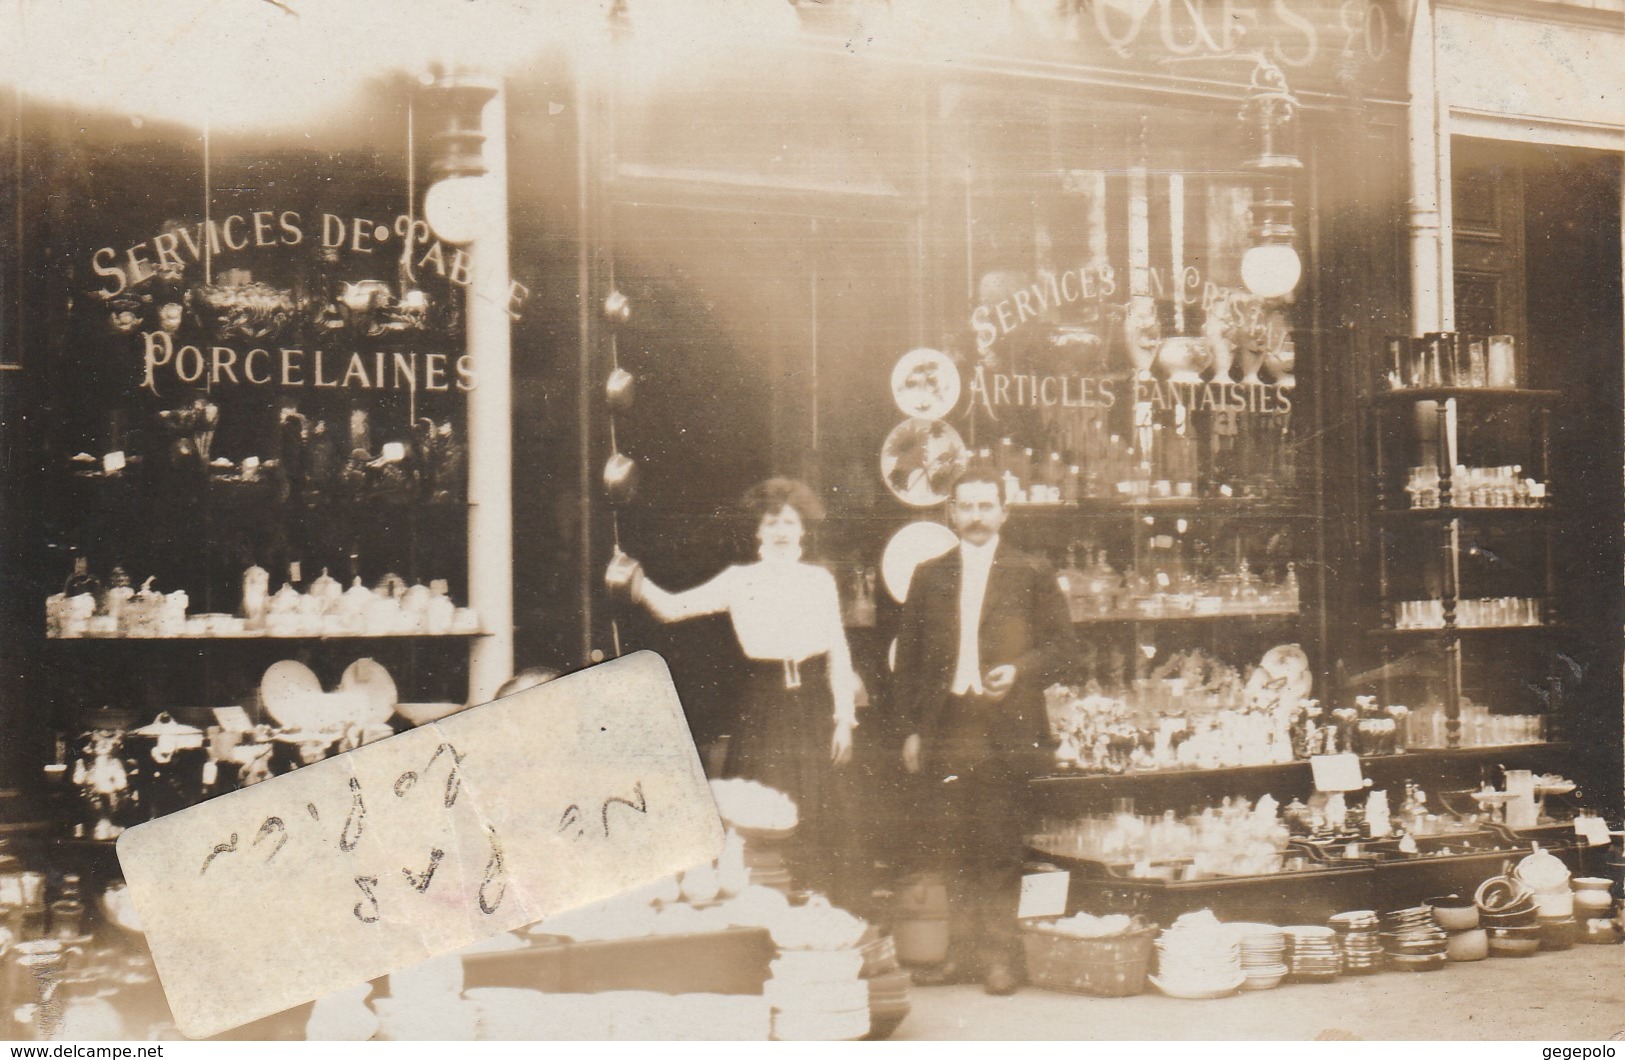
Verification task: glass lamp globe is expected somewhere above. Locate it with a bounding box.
[423,175,489,246]
[1241,243,1302,299]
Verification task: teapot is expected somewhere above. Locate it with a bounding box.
[308,569,343,608]
[1515,843,1571,894]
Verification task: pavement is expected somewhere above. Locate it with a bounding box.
[893,943,1625,1040]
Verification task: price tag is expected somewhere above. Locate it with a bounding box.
[1018,870,1070,920]
[1310,753,1366,793]
[1573,815,1610,847]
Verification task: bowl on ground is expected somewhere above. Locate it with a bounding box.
[1425,896,1479,932]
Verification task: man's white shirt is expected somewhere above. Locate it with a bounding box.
[950,535,999,695]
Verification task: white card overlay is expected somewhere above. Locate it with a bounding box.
[117,651,724,1039]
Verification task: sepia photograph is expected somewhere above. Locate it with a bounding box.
[0,0,1621,1044]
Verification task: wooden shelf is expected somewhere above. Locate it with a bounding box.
[1368,386,1563,407]
[1367,624,1562,638]
[1375,506,1553,522]
[1006,497,1313,519]
[1032,743,1572,789]
[59,478,469,514]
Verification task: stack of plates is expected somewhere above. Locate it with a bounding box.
[751,867,795,892]
[1282,925,1341,981]
[1229,923,1287,991]
[1379,907,1449,970]
[600,992,772,1040]
[860,933,900,977]
[863,968,912,1040]
[1152,913,1244,999]
[744,844,794,893]
[1328,910,1384,974]
[768,948,871,1041]
[772,995,870,1041]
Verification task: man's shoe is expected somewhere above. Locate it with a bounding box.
[983,962,1020,996]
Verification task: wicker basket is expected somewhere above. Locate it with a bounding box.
[1021,922,1157,997]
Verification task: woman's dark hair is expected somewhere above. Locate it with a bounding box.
[741,477,826,524]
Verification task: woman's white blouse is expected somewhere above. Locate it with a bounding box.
[643,560,859,724]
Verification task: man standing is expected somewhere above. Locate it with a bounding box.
[894,467,1075,994]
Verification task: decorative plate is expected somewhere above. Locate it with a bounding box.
[880,419,969,508]
[881,521,961,603]
[890,348,961,421]
[339,658,399,726]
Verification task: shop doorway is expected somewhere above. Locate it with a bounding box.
[1451,137,1624,810]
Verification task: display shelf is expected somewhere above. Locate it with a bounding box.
[1005,497,1315,519]
[1374,506,1552,522]
[58,478,469,514]
[1367,386,1563,406]
[1366,624,1563,638]
[1032,742,1571,789]
[50,835,121,847]
[1070,608,1298,625]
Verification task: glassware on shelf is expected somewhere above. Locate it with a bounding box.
[1058,548,1090,624]
[1029,797,1292,877]
[1086,550,1121,616]
[1404,465,1441,509]
[1487,335,1517,388]
[1392,596,1544,629]
[1385,332,1524,391]
[1465,338,1489,388]
[1404,702,1546,748]
[1402,464,1546,509]
[49,874,86,939]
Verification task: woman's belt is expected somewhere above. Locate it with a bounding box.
[743,652,829,690]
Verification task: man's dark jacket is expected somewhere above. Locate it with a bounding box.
[893,539,1076,771]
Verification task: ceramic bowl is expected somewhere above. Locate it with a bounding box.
[1540,917,1580,950]
[1488,924,1542,943]
[1582,918,1622,944]
[1387,952,1448,971]
[1426,896,1480,931]
[1445,928,1488,962]
[1488,936,1540,958]
[1536,891,1575,918]
[1573,877,1614,892]
[1482,908,1539,928]
[1475,876,1535,914]
[1328,910,1379,932]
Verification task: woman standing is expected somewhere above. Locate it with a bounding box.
[607,478,858,892]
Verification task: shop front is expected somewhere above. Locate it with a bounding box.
[0,0,1623,1041]
[505,0,1625,1009]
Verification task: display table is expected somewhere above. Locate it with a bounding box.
[463,928,775,996]
[72,928,777,1042]
[1031,825,1603,925]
